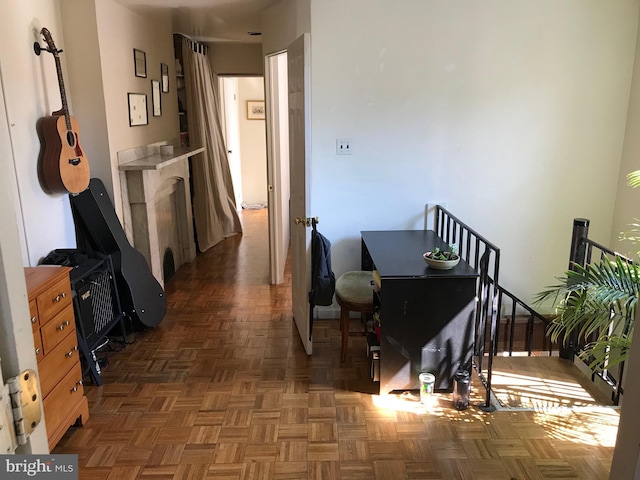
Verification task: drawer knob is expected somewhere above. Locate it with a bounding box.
[65,346,78,358]
[35,348,40,355]
[53,292,67,303]
[31,316,37,324]
[56,320,71,331]
[70,380,83,394]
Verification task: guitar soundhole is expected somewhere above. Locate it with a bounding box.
[69,158,81,166]
[66,130,76,148]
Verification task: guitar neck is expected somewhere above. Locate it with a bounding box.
[52,52,72,130]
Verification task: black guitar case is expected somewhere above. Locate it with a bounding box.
[69,178,167,329]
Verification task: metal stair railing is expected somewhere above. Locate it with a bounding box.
[433,213,629,408]
[434,206,500,411]
[493,283,555,358]
[562,218,634,405]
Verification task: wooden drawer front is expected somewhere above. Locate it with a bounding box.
[34,332,44,363]
[38,333,79,398]
[29,300,39,333]
[36,276,72,326]
[40,303,75,356]
[42,363,84,439]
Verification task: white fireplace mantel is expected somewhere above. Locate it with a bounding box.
[118,143,204,286]
[119,145,203,172]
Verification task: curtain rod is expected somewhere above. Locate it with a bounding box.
[179,34,207,55]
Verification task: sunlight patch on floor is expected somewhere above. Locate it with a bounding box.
[372,391,442,415]
[490,368,611,410]
[367,377,619,449]
[370,390,488,418]
[533,407,619,447]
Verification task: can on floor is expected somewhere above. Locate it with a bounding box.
[419,372,435,404]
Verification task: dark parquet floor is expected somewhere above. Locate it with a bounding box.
[53,209,619,480]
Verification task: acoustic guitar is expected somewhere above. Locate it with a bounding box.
[37,27,90,194]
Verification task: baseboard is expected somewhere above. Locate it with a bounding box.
[313,305,340,319]
[313,305,373,320]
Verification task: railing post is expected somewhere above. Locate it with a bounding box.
[560,218,590,360]
[569,218,589,270]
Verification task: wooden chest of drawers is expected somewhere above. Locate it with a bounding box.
[25,266,89,450]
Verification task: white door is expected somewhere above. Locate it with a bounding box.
[288,34,312,354]
[220,77,242,209]
[0,67,49,452]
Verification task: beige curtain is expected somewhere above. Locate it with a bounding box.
[182,37,242,251]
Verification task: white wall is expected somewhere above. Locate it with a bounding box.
[2,0,180,266]
[609,8,640,479]
[60,0,179,222]
[309,0,639,305]
[237,77,267,206]
[262,0,311,55]
[0,0,65,452]
[96,0,179,219]
[612,6,640,260]
[58,0,110,201]
[208,43,264,76]
[0,1,78,266]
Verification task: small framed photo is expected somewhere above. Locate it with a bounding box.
[128,93,148,126]
[133,49,146,78]
[246,100,265,120]
[151,80,161,117]
[161,63,169,93]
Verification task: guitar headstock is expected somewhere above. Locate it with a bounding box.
[40,28,60,57]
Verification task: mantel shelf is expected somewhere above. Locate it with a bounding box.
[119,146,204,171]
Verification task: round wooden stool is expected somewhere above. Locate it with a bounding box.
[335,270,374,362]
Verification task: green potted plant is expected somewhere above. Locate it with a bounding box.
[535,171,640,373]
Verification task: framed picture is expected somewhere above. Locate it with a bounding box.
[246,100,265,120]
[128,93,148,126]
[133,49,146,78]
[151,80,161,117]
[161,63,169,93]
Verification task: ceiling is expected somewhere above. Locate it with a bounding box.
[113,0,282,43]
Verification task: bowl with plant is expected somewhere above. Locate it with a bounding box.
[423,246,460,270]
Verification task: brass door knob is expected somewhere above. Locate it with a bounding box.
[294,217,318,227]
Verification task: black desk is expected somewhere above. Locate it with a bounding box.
[361,230,479,393]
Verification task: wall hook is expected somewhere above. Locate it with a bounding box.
[33,42,61,56]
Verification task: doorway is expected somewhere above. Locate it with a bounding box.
[220,65,290,287]
[220,76,268,212]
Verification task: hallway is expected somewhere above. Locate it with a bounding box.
[53,209,618,479]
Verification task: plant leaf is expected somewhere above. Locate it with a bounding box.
[537,256,638,371]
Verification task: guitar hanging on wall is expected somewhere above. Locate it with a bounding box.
[35,27,90,195]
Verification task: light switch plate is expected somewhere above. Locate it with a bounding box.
[336,138,353,155]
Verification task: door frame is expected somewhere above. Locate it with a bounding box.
[0,65,49,453]
[265,51,290,285]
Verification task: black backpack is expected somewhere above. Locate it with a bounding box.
[308,219,335,308]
